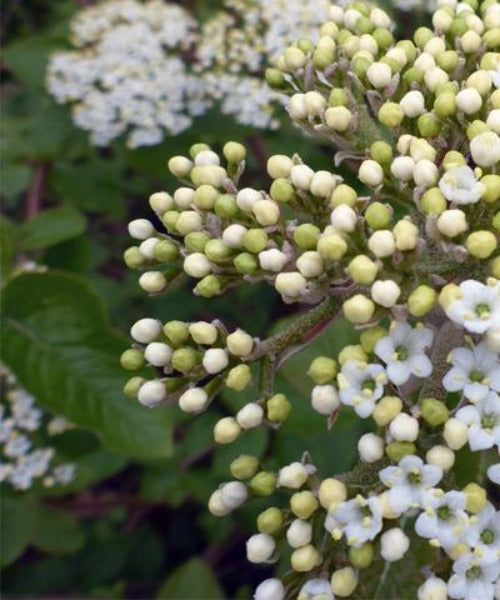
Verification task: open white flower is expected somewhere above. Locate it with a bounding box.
[442,343,500,403]
[415,490,469,551]
[447,551,500,600]
[374,322,433,386]
[438,166,484,205]
[337,360,387,418]
[333,495,383,547]
[455,392,500,451]
[442,280,500,335]
[379,455,443,513]
[464,503,500,565]
[298,578,334,600]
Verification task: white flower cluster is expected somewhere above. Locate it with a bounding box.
[0,366,75,491]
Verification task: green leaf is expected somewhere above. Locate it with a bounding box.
[1,271,173,460]
[21,206,87,250]
[0,215,20,283]
[30,506,86,555]
[0,162,32,200]
[156,557,223,600]
[0,495,36,567]
[3,35,55,89]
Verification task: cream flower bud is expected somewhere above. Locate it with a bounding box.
[222,224,247,249]
[174,187,195,209]
[426,445,455,470]
[253,200,280,226]
[278,462,309,489]
[456,88,482,114]
[311,385,340,415]
[417,578,447,600]
[325,106,353,131]
[410,139,436,162]
[236,403,264,429]
[291,164,315,190]
[226,329,254,356]
[437,209,468,237]
[331,205,357,232]
[202,348,229,374]
[319,478,347,509]
[139,238,159,260]
[461,30,481,53]
[291,545,321,572]
[487,109,500,134]
[397,134,415,155]
[329,4,344,23]
[424,36,446,56]
[189,321,217,345]
[297,251,324,278]
[289,93,308,120]
[194,149,220,166]
[368,230,396,257]
[371,280,401,308]
[208,489,231,517]
[310,171,336,197]
[214,417,241,444]
[470,131,500,167]
[144,342,172,367]
[424,66,449,92]
[184,253,211,278]
[237,187,261,212]
[168,156,193,178]
[343,294,375,324]
[284,47,306,70]
[259,248,288,272]
[413,160,439,187]
[357,433,384,463]
[254,579,285,600]
[267,155,293,179]
[128,219,155,240]
[287,519,313,548]
[131,318,162,344]
[138,380,166,407]
[331,567,358,597]
[347,255,378,285]
[400,91,426,118]
[414,53,435,72]
[139,271,166,293]
[370,7,391,28]
[304,91,327,116]
[393,219,419,251]
[179,387,209,413]
[176,211,202,235]
[220,481,247,510]
[389,413,419,441]
[358,160,384,187]
[380,528,410,562]
[367,62,392,88]
[443,418,468,450]
[391,156,415,181]
[275,272,307,297]
[149,191,173,214]
[246,533,276,563]
[486,328,500,352]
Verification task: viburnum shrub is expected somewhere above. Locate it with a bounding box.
[121,1,499,598]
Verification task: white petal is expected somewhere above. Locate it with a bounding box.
[408,354,432,378]
[442,367,468,392]
[387,361,411,385]
[375,337,395,362]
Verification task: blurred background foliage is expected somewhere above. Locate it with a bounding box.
[1,1,430,597]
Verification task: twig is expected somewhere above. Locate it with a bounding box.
[26,163,48,219]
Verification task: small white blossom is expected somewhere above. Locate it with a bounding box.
[415,490,469,551]
[443,280,500,335]
[455,392,500,451]
[333,495,383,547]
[447,551,500,600]
[337,360,388,418]
[464,503,500,565]
[438,166,484,205]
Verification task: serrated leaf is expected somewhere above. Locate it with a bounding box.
[21,206,87,250]
[156,557,223,600]
[1,271,172,460]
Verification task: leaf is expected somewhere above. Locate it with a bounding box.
[0,162,32,200]
[1,271,173,460]
[0,215,20,283]
[156,557,223,600]
[2,35,55,89]
[30,505,86,555]
[0,495,36,567]
[21,206,87,250]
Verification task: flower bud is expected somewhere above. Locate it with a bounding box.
[237,403,264,429]
[331,205,357,232]
[400,90,426,117]
[358,160,384,187]
[138,380,166,407]
[278,462,309,489]
[120,349,145,371]
[267,155,293,179]
[465,231,497,259]
[149,191,173,214]
[195,274,222,298]
[244,228,268,253]
[357,433,384,462]
[291,164,315,190]
[267,393,292,421]
[275,272,307,297]
[342,294,375,324]
[308,357,337,384]
[246,533,275,563]
[481,174,500,204]
[367,62,392,88]
[417,577,447,600]
[294,224,320,249]
[437,209,468,237]
[408,285,437,317]
[371,280,401,308]
[456,88,482,114]
[462,482,487,513]
[154,240,179,262]
[226,364,251,391]
[317,233,348,260]
[173,187,195,209]
[304,91,327,116]
[222,224,247,249]
[380,528,410,562]
[310,171,337,197]
[338,345,367,365]
[214,417,241,444]
[130,318,162,344]
[254,200,280,226]
[124,376,145,398]
[470,131,500,167]
[330,184,357,207]
[257,507,283,534]
[287,519,313,548]
[254,579,285,600]
[208,490,231,517]
[190,165,227,188]
[360,326,386,353]
[368,230,396,257]
[220,481,248,510]
[349,542,374,569]
[194,150,220,167]
[139,271,167,294]
[223,141,246,163]
[365,202,391,230]
[202,348,229,374]
[124,247,146,269]
[144,342,172,367]
[318,478,347,510]
[230,455,259,480]
[325,106,353,131]
[389,413,419,441]
[226,329,254,357]
[250,471,277,496]
[297,251,324,278]
[372,396,402,427]
[189,321,217,345]
[421,398,449,426]
[237,187,261,212]
[347,255,379,285]
[378,102,404,127]
[385,441,416,462]
[270,178,295,203]
[291,545,321,572]
[139,238,159,260]
[330,567,358,597]
[426,445,454,470]
[290,491,319,519]
[390,156,415,181]
[172,347,199,372]
[184,253,212,278]
[128,219,155,240]
[214,194,237,218]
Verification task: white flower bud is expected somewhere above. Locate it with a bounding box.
[380,528,410,562]
[223,224,247,249]
[289,93,308,120]
[202,348,229,374]
[393,219,419,251]
[414,52,435,72]
[214,417,241,444]
[278,462,309,489]
[311,385,340,415]
[329,4,344,23]
[189,321,217,345]
[413,160,439,187]
[486,328,500,353]
[391,156,416,181]
[367,62,392,88]
[331,205,357,232]
[138,380,166,407]
[208,489,231,517]
[267,155,293,179]
[176,210,202,235]
[168,155,193,177]
[325,106,353,132]
[287,519,313,548]
[184,253,211,278]
[400,90,426,118]
[386,47,407,68]
[237,187,261,212]
[130,318,162,344]
[275,272,307,297]
[194,150,220,166]
[397,134,415,155]
[246,533,276,563]
[357,433,385,463]
[437,209,468,237]
[368,230,396,257]
[128,219,155,240]
[344,8,362,29]
[178,387,209,413]
[236,403,264,429]
[461,30,481,53]
[149,191,173,214]
[487,109,500,134]
[144,342,172,367]
[470,131,500,167]
[291,164,315,190]
[305,91,327,116]
[370,7,391,28]
[426,445,455,470]
[226,329,254,356]
[259,248,288,272]
[253,200,280,226]
[220,481,248,510]
[443,418,468,450]
[174,187,195,209]
[139,238,159,260]
[424,67,449,92]
[139,271,166,293]
[310,171,336,197]
[456,88,482,114]
[424,36,446,56]
[417,577,447,600]
[254,579,285,600]
[371,280,401,307]
[389,413,419,441]
[358,160,384,187]
[296,251,324,278]
[410,139,436,162]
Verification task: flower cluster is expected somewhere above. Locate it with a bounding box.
[122,0,499,598]
[0,366,75,491]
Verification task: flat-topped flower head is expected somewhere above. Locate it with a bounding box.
[337,360,387,418]
[379,455,443,513]
[441,280,500,335]
[455,392,500,452]
[375,322,433,386]
[416,490,469,551]
[442,343,500,403]
[333,494,383,547]
[438,166,484,206]
[447,551,500,600]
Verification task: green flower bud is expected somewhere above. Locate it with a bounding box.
[162,210,180,233]
[153,240,179,262]
[483,28,500,50]
[407,285,438,317]
[317,233,348,260]
[373,396,402,426]
[234,252,259,275]
[385,441,416,462]
[349,542,374,569]
[190,165,227,188]
[491,256,500,278]
[249,471,277,496]
[267,393,292,422]
[378,102,404,128]
[331,567,358,597]
[418,113,442,137]
[270,178,295,203]
[308,356,337,384]
[449,17,468,37]
[120,348,145,371]
[481,175,500,203]
[123,376,145,398]
[290,491,319,519]
[396,40,417,63]
[171,347,200,372]
[230,455,259,480]
[421,397,450,426]
[463,483,487,513]
[365,202,391,230]
[330,184,357,207]
[355,15,373,34]
[360,326,387,353]
[442,151,466,171]
[434,92,456,118]
[313,47,334,69]
[124,247,146,269]
[480,52,499,71]
[189,143,211,159]
[347,255,379,285]
[329,88,348,107]
[494,212,500,232]
[420,187,447,215]
[185,232,210,253]
[373,28,393,50]
[168,155,193,178]
[402,67,424,85]
[466,120,489,140]
[214,193,238,218]
[436,50,459,72]
[204,239,231,263]
[370,141,393,165]
[343,294,375,324]
[338,344,367,365]
[257,507,283,533]
[294,224,320,250]
[195,275,222,298]
[414,27,433,48]
[226,364,252,391]
[223,141,246,163]
[163,320,189,346]
[244,229,268,253]
[193,184,218,210]
[352,55,371,77]
[465,231,497,259]
[265,67,286,88]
